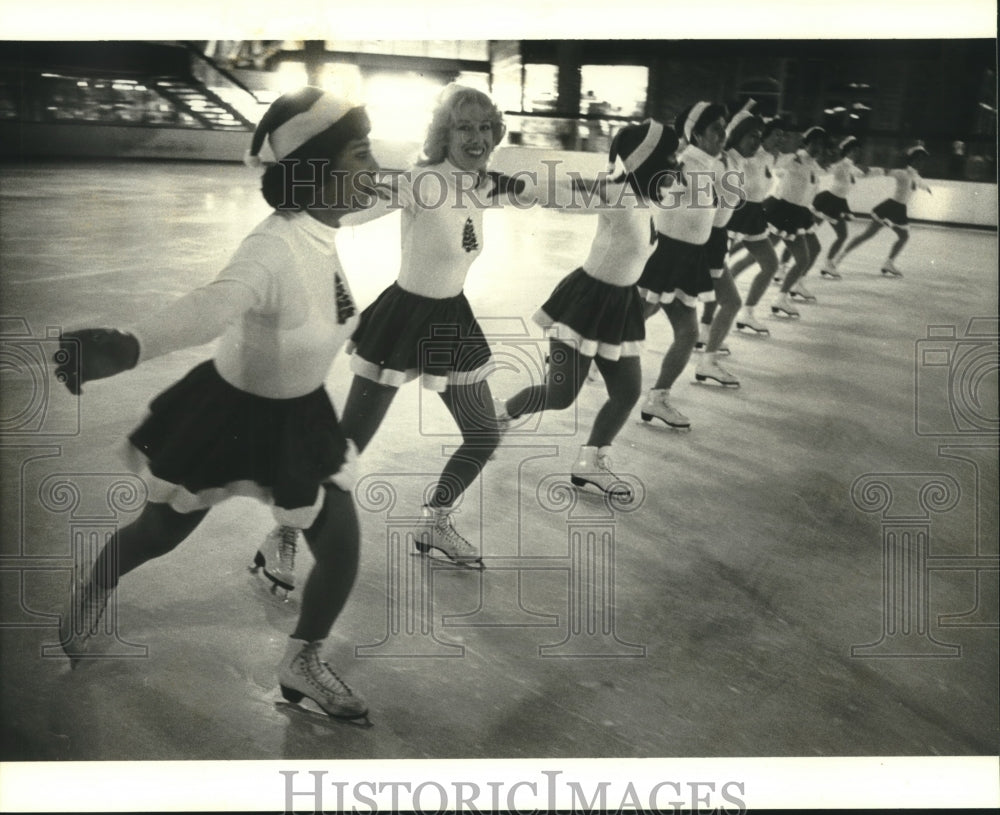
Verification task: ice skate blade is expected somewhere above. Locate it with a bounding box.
[248,571,298,610]
[819,270,841,280]
[694,374,740,388]
[570,474,634,501]
[693,342,731,356]
[770,306,800,319]
[639,412,691,431]
[735,321,770,336]
[276,699,372,728]
[412,542,485,569]
[280,684,369,719]
[251,551,294,593]
[789,292,817,303]
[880,268,903,277]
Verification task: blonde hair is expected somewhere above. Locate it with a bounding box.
[418,84,506,166]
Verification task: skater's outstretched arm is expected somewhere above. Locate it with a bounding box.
[524,172,637,214]
[338,174,401,226]
[56,279,257,393]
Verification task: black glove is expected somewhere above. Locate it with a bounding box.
[54,328,140,395]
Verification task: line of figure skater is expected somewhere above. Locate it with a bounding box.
[51,82,932,723]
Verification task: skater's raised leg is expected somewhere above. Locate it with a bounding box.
[836,219,882,266]
[503,339,591,420]
[62,503,208,662]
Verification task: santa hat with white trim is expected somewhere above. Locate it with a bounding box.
[725,99,763,149]
[839,135,860,156]
[607,119,679,197]
[802,125,828,145]
[244,86,370,167]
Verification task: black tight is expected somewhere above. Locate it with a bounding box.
[504,340,641,448]
[339,374,500,508]
[826,220,848,259]
[88,485,361,644]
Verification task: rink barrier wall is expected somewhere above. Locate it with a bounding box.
[487,146,999,231]
[1,124,996,229]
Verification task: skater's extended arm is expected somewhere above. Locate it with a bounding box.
[56,278,257,394]
[338,174,401,226]
[126,279,258,362]
[527,172,635,214]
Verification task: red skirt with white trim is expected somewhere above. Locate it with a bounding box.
[871,198,908,228]
[637,233,714,307]
[705,226,730,273]
[347,283,492,392]
[726,200,769,242]
[813,190,854,223]
[534,267,645,360]
[125,360,351,528]
[763,196,816,239]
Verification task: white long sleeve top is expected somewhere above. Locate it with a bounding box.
[128,210,358,399]
[653,143,720,246]
[773,149,824,208]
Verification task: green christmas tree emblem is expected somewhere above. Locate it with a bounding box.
[333,272,356,324]
[461,217,479,252]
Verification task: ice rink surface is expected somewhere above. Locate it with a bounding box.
[0,161,997,765]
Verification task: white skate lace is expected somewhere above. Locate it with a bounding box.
[300,643,356,699]
[278,526,298,572]
[595,454,633,498]
[432,510,476,557]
